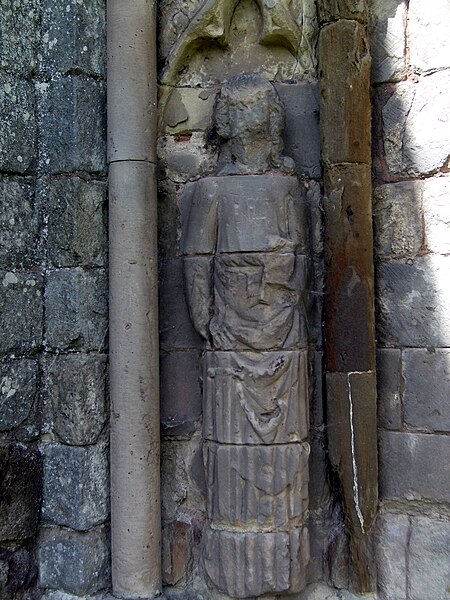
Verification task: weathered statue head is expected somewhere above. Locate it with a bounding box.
[215,73,294,174]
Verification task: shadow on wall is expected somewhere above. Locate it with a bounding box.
[370,1,450,599]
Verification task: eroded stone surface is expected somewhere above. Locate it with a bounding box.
[409,0,450,72]
[45,267,107,352]
[41,442,109,530]
[376,348,402,430]
[0,444,42,541]
[423,176,450,255]
[409,516,450,600]
[0,0,39,75]
[203,351,309,444]
[373,181,423,259]
[39,0,105,76]
[0,271,43,354]
[42,177,107,267]
[0,358,38,433]
[38,525,110,596]
[0,74,36,173]
[379,431,450,503]
[375,513,409,600]
[0,177,40,269]
[37,76,106,174]
[43,354,107,445]
[403,348,450,432]
[204,527,309,598]
[206,442,309,529]
[377,255,450,347]
[369,0,407,83]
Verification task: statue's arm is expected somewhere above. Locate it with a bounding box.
[184,255,213,340]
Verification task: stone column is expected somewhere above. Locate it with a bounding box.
[107,1,161,597]
[319,0,378,592]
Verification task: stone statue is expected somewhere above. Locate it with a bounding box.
[181,74,311,598]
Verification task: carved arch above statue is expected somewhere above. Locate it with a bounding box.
[160,0,317,86]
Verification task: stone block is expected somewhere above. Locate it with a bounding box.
[204,527,308,597]
[157,179,179,260]
[37,76,106,174]
[45,267,107,352]
[379,431,450,503]
[0,546,36,599]
[38,525,110,596]
[203,351,309,444]
[0,271,43,354]
[376,255,450,347]
[319,20,371,165]
[409,516,450,600]
[319,0,367,23]
[157,133,217,183]
[274,82,321,178]
[0,0,39,75]
[403,348,450,432]
[205,442,309,529]
[0,358,38,433]
[0,444,42,541]
[0,74,36,173]
[41,442,109,530]
[159,258,203,350]
[369,0,407,83]
[160,351,201,436]
[423,176,450,255]
[39,0,105,76]
[382,72,450,176]
[43,354,107,445]
[309,433,331,512]
[161,87,216,135]
[41,177,107,267]
[409,0,450,72]
[0,177,41,269]
[162,520,191,586]
[376,348,402,430]
[373,181,423,259]
[375,513,409,600]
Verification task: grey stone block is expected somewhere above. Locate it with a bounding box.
[37,76,106,174]
[38,525,110,596]
[409,0,450,72]
[160,351,201,436]
[0,74,36,173]
[376,348,402,430]
[157,133,217,183]
[409,516,450,600]
[45,267,107,352]
[274,82,321,179]
[204,527,308,597]
[40,177,107,267]
[0,444,42,541]
[0,0,39,75]
[159,258,203,350]
[0,358,38,432]
[377,255,450,347]
[161,87,216,134]
[423,176,450,255]
[157,179,180,260]
[41,442,109,530]
[39,0,105,76]
[382,73,450,176]
[43,353,107,445]
[0,177,41,269]
[309,433,331,513]
[206,442,309,529]
[375,513,409,600]
[379,431,450,503]
[0,546,36,599]
[373,181,423,259]
[403,348,450,431]
[0,271,43,354]
[369,0,407,83]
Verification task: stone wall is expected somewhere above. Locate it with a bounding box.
[0,1,109,598]
[370,1,450,599]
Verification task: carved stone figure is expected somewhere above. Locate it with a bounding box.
[181,74,311,598]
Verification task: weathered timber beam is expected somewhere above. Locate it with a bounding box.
[319,0,378,593]
[107,1,161,597]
